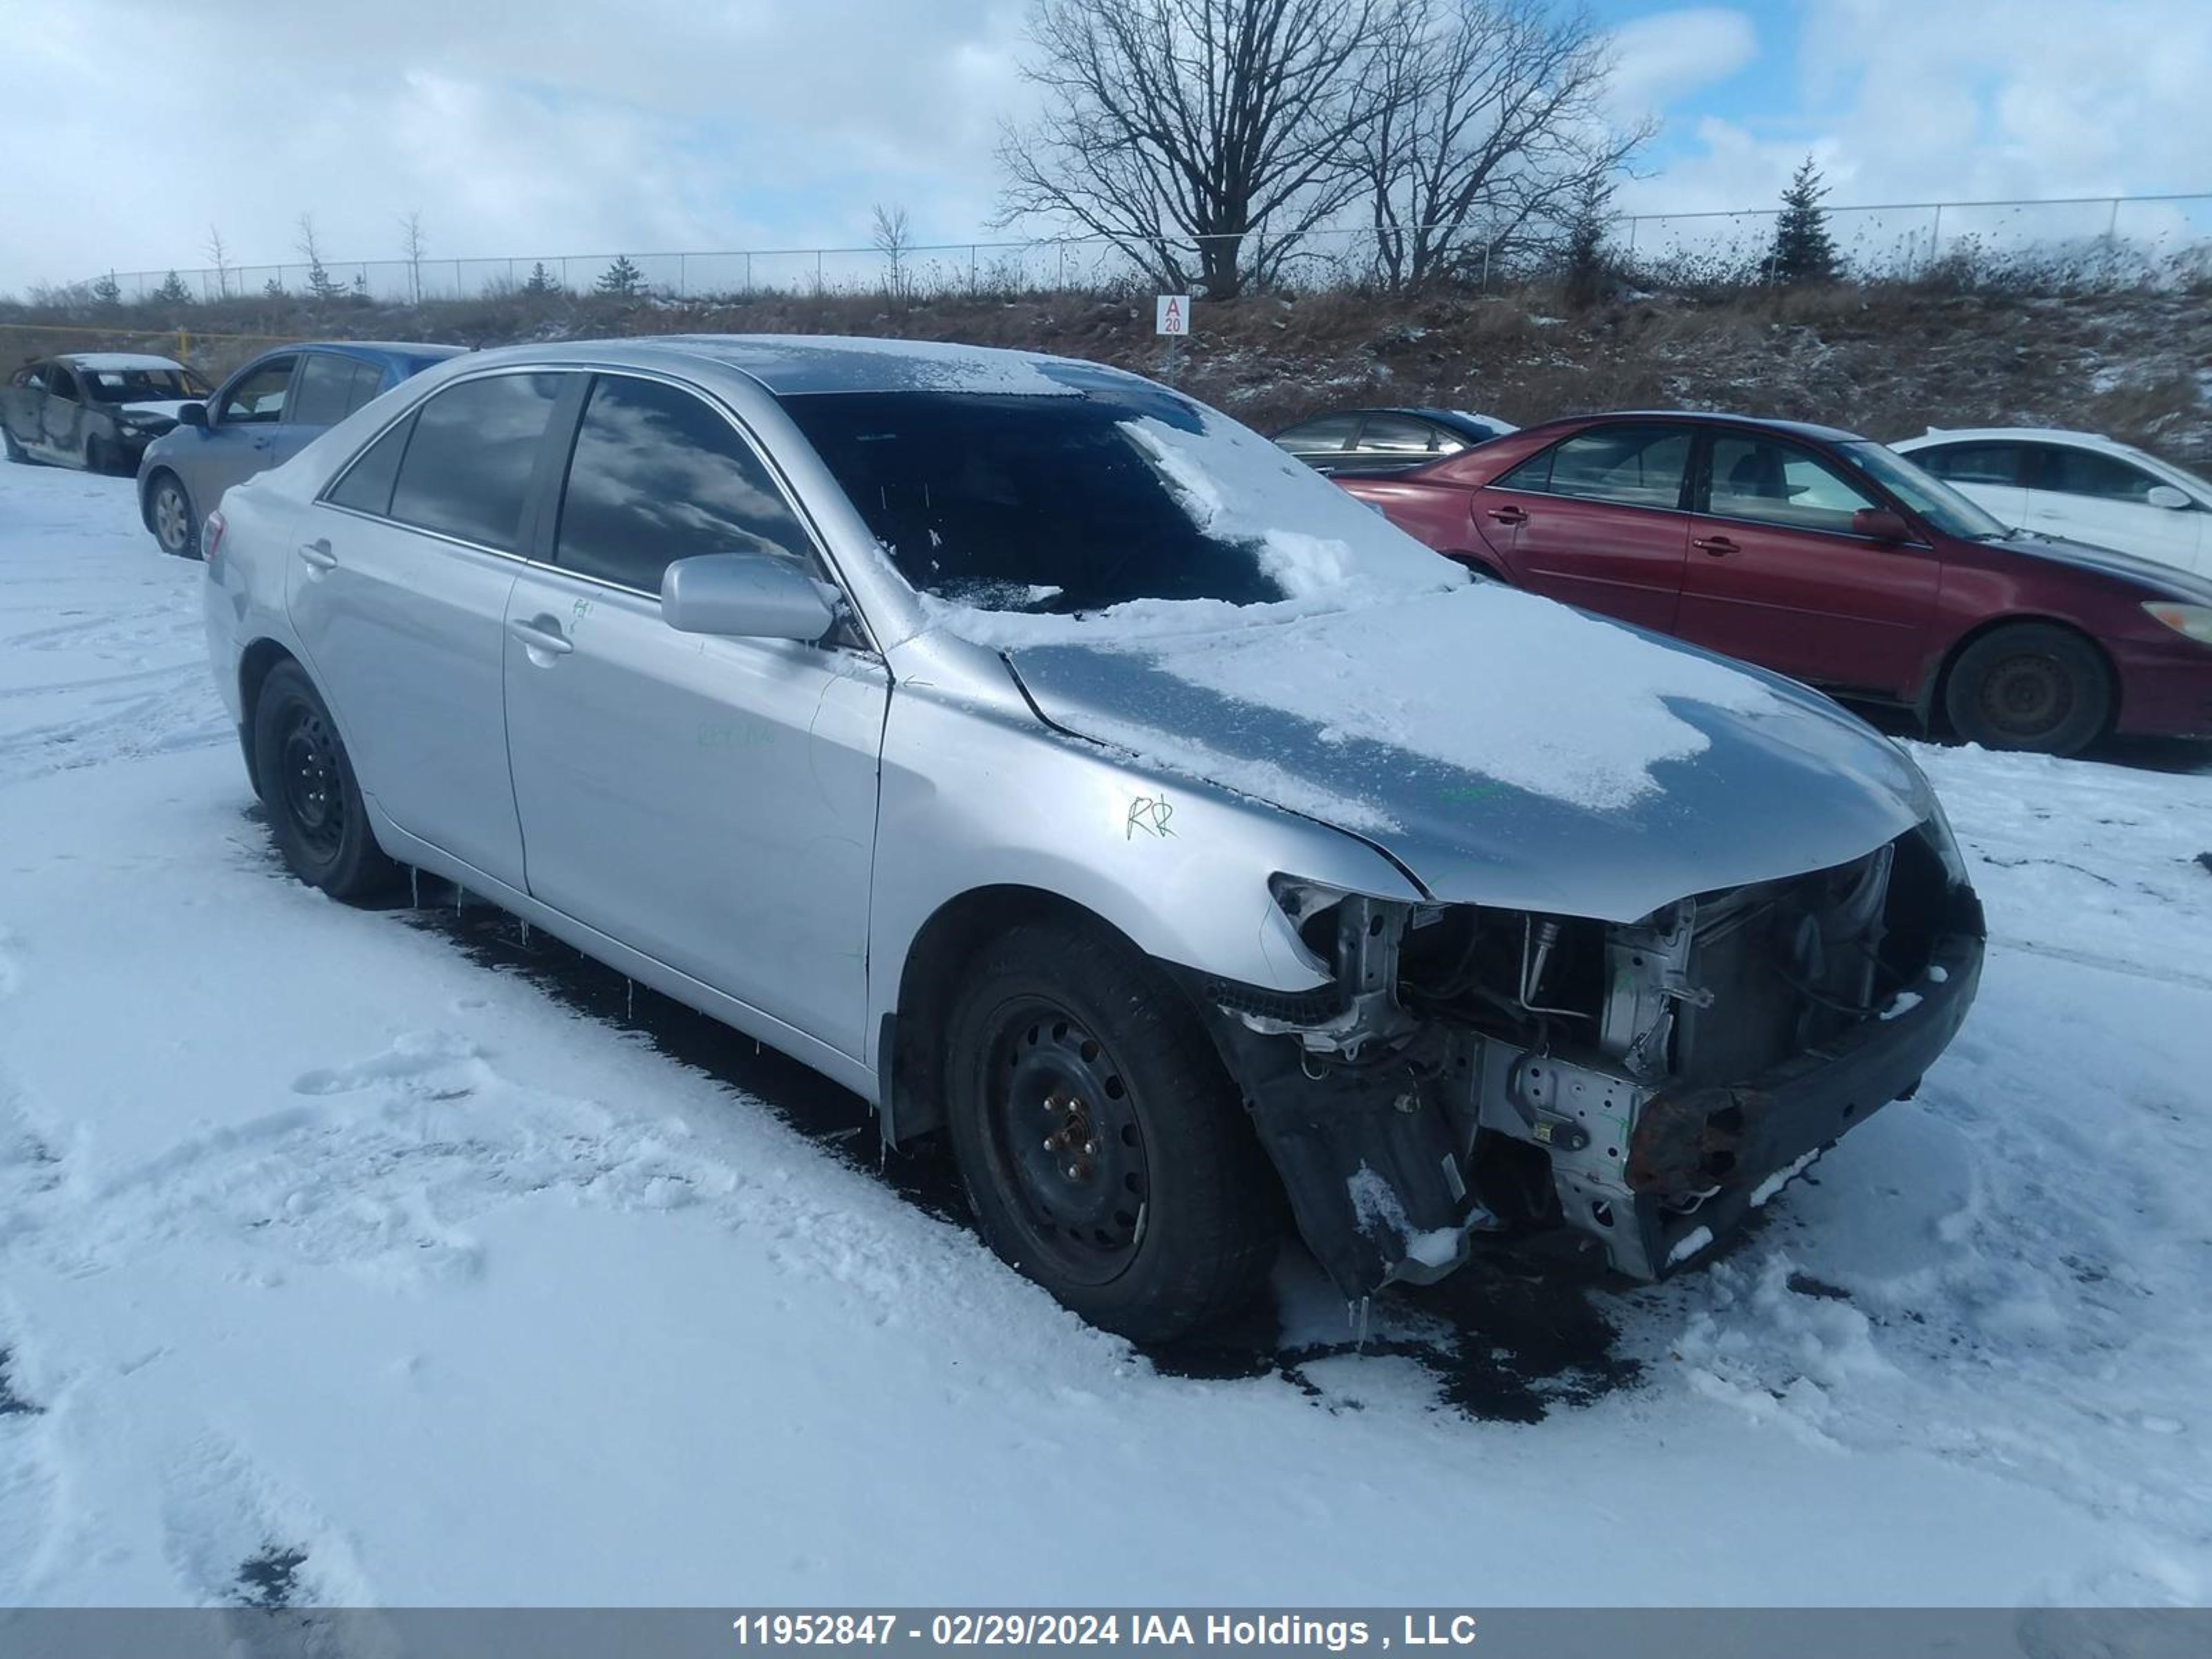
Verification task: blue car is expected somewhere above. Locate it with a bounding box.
[138,340,463,556]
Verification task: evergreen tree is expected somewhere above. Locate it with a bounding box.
[91,271,123,306]
[524,261,561,296]
[1562,177,1615,310]
[351,271,371,304]
[595,255,646,298]
[1771,156,1841,284]
[263,276,287,300]
[153,270,193,306]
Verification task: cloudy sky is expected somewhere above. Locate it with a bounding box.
[1,0,2206,292]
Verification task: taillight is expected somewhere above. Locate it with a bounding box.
[202,509,226,568]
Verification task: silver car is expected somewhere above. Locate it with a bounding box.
[201,336,1985,1340]
[138,341,463,558]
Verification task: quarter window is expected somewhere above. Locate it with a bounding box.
[388,373,563,551]
[327,413,415,516]
[1914,442,2025,487]
[1707,435,1877,534]
[554,374,815,593]
[1503,424,1691,509]
[2032,445,2159,503]
[341,362,386,418]
[218,358,297,425]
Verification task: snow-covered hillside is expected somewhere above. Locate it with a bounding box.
[1,459,2208,1608]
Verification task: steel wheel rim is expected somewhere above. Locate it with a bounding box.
[279,703,345,861]
[982,997,1149,1286]
[155,486,188,551]
[1979,652,2072,738]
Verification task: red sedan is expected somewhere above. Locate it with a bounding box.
[1337,411,2212,755]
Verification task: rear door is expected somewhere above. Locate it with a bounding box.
[2021,442,2205,573]
[500,371,888,1057]
[1907,440,2031,529]
[1473,422,1692,632]
[1676,429,1936,697]
[288,368,569,888]
[1,363,48,451]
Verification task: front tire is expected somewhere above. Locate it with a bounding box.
[944,919,1281,1342]
[83,435,111,474]
[1943,623,2112,756]
[1,424,24,463]
[149,473,199,557]
[250,662,399,901]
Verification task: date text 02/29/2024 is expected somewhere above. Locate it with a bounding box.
[728,1611,1483,1649]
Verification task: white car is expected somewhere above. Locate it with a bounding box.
[1893,428,2210,579]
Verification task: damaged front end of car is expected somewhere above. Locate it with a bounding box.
[1181,814,1985,1300]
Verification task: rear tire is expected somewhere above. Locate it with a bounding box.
[250,662,400,901]
[1942,623,2112,756]
[149,472,199,558]
[943,919,1281,1342]
[1,425,24,463]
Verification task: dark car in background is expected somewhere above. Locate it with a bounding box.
[138,341,464,556]
[1272,406,1515,476]
[2,353,212,473]
[1339,411,2212,755]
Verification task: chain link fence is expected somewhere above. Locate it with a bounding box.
[62,194,2212,306]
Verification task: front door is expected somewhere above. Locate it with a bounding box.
[500,371,888,1056]
[199,354,315,506]
[2022,444,2206,574]
[288,370,570,888]
[39,364,86,460]
[1676,430,1936,697]
[1476,421,1693,632]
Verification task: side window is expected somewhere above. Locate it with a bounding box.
[2034,445,2158,503]
[388,373,563,551]
[340,362,386,418]
[1274,414,1360,453]
[217,357,297,425]
[326,412,415,516]
[1503,424,1691,509]
[1355,413,1443,456]
[1708,435,1877,534]
[288,354,361,428]
[10,366,43,389]
[1914,442,2024,487]
[554,374,816,593]
[46,366,79,402]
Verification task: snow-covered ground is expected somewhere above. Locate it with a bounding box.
[1,458,2209,1609]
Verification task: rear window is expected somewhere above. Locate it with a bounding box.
[386,373,563,551]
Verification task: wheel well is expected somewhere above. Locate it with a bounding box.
[1927,615,2118,731]
[139,467,181,531]
[887,885,1152,1145]
[236,639,299,796]
[1445,550,1510,583]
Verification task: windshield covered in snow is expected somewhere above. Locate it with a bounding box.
[779,382,1454,614]
[1845,440,2010,540]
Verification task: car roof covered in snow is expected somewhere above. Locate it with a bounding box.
[462,334,1115,399]
[1897,427,2123,449]
[59,353,186,372]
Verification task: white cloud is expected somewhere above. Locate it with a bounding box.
[1618,0,2212,216]
[1604,7,1761,120]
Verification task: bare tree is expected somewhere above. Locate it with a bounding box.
[204,225,232,300]
[1358,0,1648,290]
[872,203,915,303]
[400,209,428,304]
[996,0,1390,299]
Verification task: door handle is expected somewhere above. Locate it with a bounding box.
[297,539,337,573]
[507,616,574,657]
[1692,535,1738,556]
[1485,505,1529,526]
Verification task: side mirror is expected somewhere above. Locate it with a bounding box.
[2146,484,2191,511]
[1852,507,1911,543]
[660,552,836,642]
[176,402,208,428]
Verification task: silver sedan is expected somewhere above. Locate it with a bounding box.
[200,336,1985,1340]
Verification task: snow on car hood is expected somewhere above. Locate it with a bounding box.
[119,400,192,422]
[986,584,1933,921]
